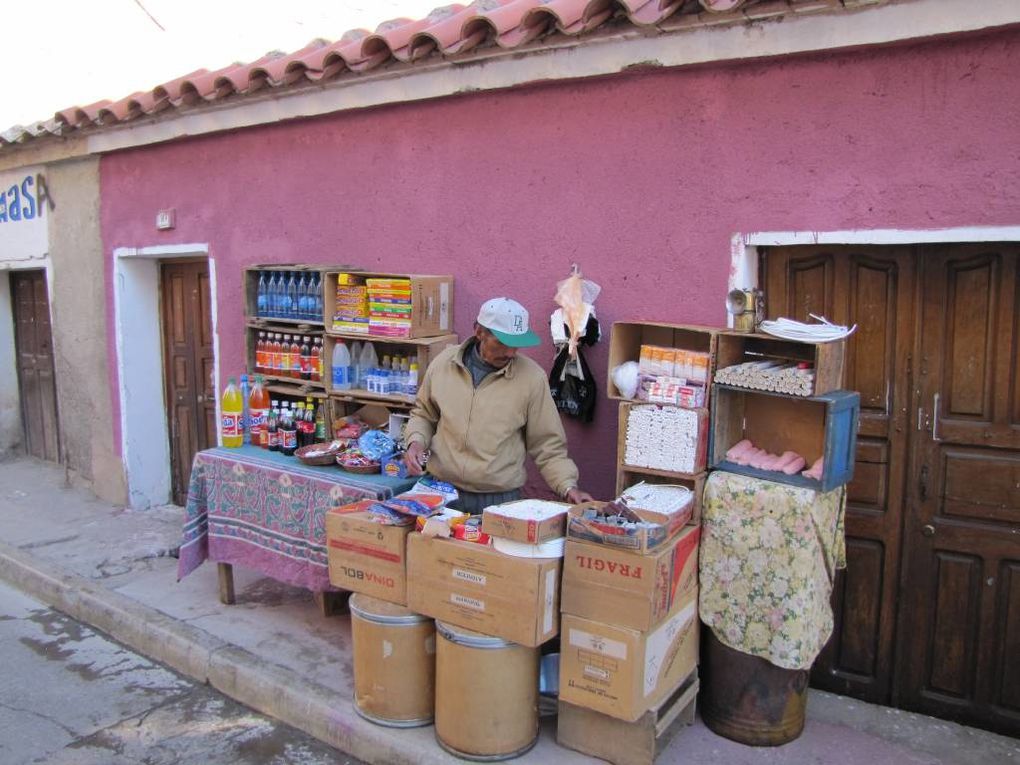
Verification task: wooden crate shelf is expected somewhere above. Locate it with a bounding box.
[715,331,846,397]
[607,322,719,402]
[709,384,860,492]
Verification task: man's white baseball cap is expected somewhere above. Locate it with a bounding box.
[477,297,541,348]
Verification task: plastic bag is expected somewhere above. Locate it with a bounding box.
[554,270,602,358]
[549,346,597,423]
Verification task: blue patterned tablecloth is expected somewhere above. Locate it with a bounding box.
[178,446,415,591]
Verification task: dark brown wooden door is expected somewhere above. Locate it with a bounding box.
[11,270,60,462]
[765,243,1020,736]
[764,246,915,705]
[897,244,1020,735]
[161,261,215,506]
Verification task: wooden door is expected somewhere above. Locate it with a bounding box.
[897,244,1020,735]
[764,246,915,705]
[10,270,60,462]
[161,260,215,506]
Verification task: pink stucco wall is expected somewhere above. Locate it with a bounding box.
[102,28,1020,499]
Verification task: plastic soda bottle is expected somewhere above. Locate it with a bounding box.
[240,374,252,444]
[332,340,352,390]
[311,338,322,382]
[300,336,311,381]
[221,377,243,448]
[248,375,270,447]
[289,335,302,379]
[267,402,280,451]
[314,400,326,441]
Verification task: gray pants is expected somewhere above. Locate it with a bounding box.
[449,488,523,515]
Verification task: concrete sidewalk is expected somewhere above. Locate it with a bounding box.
[0,454,1015,765]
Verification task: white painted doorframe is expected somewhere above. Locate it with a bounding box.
[113,244,219,509]
[728,225,1020,297]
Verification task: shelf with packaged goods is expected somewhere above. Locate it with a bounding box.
[324,270,454,340]
[263,378,327,397]
[614,467,706,525]
[247,317,323,331]
[322,333,458,394]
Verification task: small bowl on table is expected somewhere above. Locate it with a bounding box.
[295,442,344,467]
[335,451,382,474]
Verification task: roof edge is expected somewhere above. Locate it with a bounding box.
[3,0,1017,166]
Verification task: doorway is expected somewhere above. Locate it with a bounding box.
[114,244,217,509]
[764,242,1020,736]
[10,269,60,462]
[160,260,216,506]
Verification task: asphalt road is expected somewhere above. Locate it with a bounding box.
[0,578,363,765]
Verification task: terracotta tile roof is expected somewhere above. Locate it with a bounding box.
[0,0,870,151]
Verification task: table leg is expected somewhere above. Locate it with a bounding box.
[314,590,349,617]
[217,563,236,605]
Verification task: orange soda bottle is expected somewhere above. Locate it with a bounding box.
[248,375,271,447]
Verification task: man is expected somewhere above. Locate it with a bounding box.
[404,297,594,514]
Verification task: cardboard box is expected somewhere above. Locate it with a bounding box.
[559,591,699,722]
[406,533,561,647]
[481,500,569,544]
[325,509,412,605]
[561,526,700,631]
[608,322,718,401]
[324,271,453,339]
[566,500,690,555]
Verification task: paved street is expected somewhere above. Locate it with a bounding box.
[0,578,360,765]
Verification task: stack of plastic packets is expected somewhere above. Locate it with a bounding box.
[367,278,413,337]
[624,404,701,474]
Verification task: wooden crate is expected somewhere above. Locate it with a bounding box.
[245,326,326,391]
[323,270,454,339]
[715,331,846,397]
[618,402,710,477]
[607,322,719,401]
[322,333,458,406]
[244,265,355,325]
[557,671,699,765]
[615,468,706,526]
[709,384,860,492]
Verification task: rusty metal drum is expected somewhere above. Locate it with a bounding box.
[700,628,809,746]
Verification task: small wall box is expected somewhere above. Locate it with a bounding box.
[715,331,846,397]
[324,271,454,340]
[606,322,719,401]
[709,385,860,492]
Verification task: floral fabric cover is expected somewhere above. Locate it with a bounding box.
[698,470,846,670]
[177,446,414,591]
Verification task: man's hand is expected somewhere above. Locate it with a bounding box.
[404,441,428,476]
[564,487,594,505]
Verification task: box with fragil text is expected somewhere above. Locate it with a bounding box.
[326,508,411,605]
[561,525,700,632]
[406,532,561,647]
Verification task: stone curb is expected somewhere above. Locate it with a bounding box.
[0,540,458,765]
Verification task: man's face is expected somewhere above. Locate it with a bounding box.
[475,326,518,369]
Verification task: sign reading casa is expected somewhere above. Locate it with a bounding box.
[0,173,50,223]
[0,168,51,262]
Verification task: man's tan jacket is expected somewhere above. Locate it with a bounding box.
[404,340,579,496]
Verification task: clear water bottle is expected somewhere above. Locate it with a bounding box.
[350,340,363,388]
[256,272,268,317]
[312,273,323,321]
[266,272,278,317]
[240,373,252,444]
[285,273,298,319]
[296,273,308,319]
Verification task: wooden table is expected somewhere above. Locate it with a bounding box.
[178,446,415,614]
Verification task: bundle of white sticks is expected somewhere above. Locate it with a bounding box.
[714,359,815,396]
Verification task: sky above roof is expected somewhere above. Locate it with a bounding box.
[1,0,441,129]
